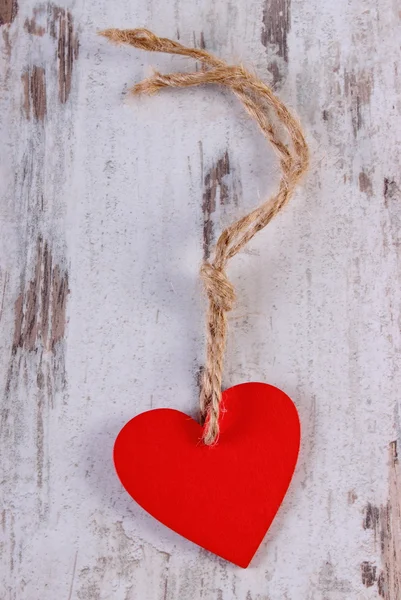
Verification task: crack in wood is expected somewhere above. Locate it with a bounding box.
[363,501,380,533]
[383,177,399,209]
[344,69,373,137]
[21,66,47,121]
[318,560,352,593]
[23,4,79,104]
[0,0,18,26]
[261,0,290,61]
[261,0,290,86]
[202,150,231,260]
[56,7,78,103]
[359,171,373,196]
[361,561,377,588]
[361,442,401,599]
[24,14,45,36]
[12,237,69,354]
[0,269,9,324]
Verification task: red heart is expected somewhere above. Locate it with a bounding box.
[114,382,300,568]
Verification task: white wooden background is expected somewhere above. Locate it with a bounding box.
[1,0,400,598]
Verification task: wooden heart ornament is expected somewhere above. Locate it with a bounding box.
[114,382,300,568]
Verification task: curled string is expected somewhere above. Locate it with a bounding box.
[100,28,309,445]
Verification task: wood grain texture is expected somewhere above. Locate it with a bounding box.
[0,0,400,598]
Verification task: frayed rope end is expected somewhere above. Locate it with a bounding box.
[98,28,163,52]
[98,28,122,43]
[130,73,164,97]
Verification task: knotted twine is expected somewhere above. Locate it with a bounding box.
[100,28,309,445]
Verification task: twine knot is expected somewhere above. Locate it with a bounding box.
[200,263,235,312]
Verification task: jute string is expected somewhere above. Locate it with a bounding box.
[100,28,309,445]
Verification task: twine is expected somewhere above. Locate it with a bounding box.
[100,28,309,445]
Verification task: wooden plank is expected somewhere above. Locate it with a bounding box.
[0,0,400,598]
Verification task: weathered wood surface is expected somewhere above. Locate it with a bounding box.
[1,0,400,598]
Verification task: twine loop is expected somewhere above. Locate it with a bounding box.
[100,28,309,445]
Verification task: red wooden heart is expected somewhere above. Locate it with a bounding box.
[114,382,300,568]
